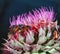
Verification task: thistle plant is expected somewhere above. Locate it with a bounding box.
[2,8,60,54]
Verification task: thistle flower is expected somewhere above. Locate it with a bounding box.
[10,8,54,27]
[2,7,60,54]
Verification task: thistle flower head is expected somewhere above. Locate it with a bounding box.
[3,7,60,54]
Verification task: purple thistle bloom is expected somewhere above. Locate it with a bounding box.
[10,8,54,27]
[3,7,60,54]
